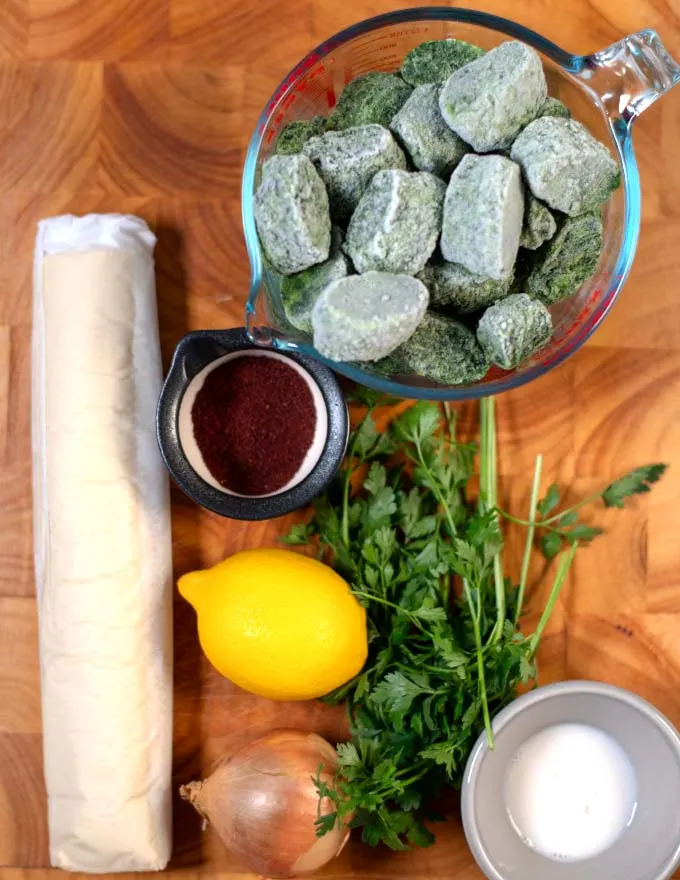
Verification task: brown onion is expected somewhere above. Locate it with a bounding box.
[180,730,349,878]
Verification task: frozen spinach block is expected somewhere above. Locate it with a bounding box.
[275,116,327,155]
[364,352,404,378]
[279,226,349,335]
[344,169,446,275]
[417,260,513,312]
[311,271,429,362]
[303,125,407,220]
[520,195,557,251]
[439,41,547,152]
[477,293,552,369]
[511,117,620,216]
[390,83,469,179]
[526,211,603,305]
[385,311,490,384]
[400,38,485,86]
[441,153,524,281]
[539,96,571,119]
[329,73,412,130]
[254,154,331,275]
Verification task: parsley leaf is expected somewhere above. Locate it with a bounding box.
[364,462,386,495]
[541,531,563,559]
[371,671,433,715]
[566,524,604,542]
[278,522,311,545]
[406,515,438,540]
[354,414,380,457]
[314,812,338,836]
[538,483,561,516]
[366,487,397,524]
[602,464,667,508]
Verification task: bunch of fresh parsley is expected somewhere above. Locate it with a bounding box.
[281,390,665,851]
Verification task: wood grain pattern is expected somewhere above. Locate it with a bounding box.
[28,0,170,60]
[0,598,41,735]
[0,61,100,194]
[1,0,680,877]
[101,66,245,197]
[0,0,27,58]
[169,0,315,67]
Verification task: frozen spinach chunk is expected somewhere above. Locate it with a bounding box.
[539,96,571,119]
[344,170,445,275]
[254,154,330,275]
[384,312,489,384]
[439,41,547,152]
[520,195,557,251]
[511,117,620,216]
[441,154,523,281]
[363,352,405,378]
[400,38,485,86]
[526,212,603,305]
[418,260,513,313]
[279,226,349,335]
[390,83,469,179]
[329,73,412,130]
[312,271,429,362]
[303,124,407,220]
[275,116,327,155]
[477,293,553,369]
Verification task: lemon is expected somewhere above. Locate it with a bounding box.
[178,548,368,701]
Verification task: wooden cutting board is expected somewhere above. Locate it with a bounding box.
[2,0,680,877]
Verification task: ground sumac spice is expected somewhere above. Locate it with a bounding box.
[191,355,317,496]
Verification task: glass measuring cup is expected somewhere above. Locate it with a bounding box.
[242,8,680,401]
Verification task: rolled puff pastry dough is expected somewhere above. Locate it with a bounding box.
[32,215,173,872]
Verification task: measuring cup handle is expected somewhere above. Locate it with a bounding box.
[577,30,680,125]
[245,280,304,352]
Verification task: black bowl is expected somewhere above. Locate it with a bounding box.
[157,328,349,520]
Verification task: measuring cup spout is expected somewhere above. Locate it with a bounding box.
[576,30,680,125]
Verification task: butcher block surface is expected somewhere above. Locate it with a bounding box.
[2,0,680,877]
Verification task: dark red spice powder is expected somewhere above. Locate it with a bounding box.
[191,355,317,496]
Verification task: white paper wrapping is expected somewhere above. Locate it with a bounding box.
[32,214,173,872]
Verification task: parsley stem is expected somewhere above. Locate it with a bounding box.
[411,432,493,747]
[515,453,543,624]
[440,400,458,608]
[539,493,606,526]
[479,396,506,645]
[528,541,577,657]
[440,574,450,607]
[398,660,460,675]
[341,406,375,549]
[498,510,530,526]
[415,443,458,539]
[394,766,429,787]
[341,452,361,551]
[443,401,457,440]
[413,443,459,546]
[472,614,494,748]
[352,591,425,629]
[500,491,606,529]
[341,458,354,550]
[351,591,401,612]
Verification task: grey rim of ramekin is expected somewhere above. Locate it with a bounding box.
[157,328,349,521]
[461,680,680,880]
